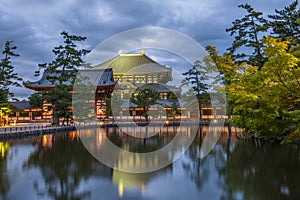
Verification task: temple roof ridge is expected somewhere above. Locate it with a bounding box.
[92,53,169,74]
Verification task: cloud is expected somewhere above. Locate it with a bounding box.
[0,0,296,99]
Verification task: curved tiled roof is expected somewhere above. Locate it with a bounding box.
[78,68,115,87]
[9,101,32,109]
[24,70,55,90]
[93,53,171,74]
[25,68,115,91]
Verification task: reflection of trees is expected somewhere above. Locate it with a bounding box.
[219,141,300,200]
[105,126,176,153]
[24,133,95,200]
[182,127,231,191]
[182,129,210,190]
[0,142,10,199]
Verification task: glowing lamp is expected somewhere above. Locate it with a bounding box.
[99,121,105,127]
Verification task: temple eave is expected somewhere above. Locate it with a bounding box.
[25,85,54,91]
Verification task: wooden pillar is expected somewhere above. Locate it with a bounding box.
[29,110,32,120]
[95,90,98,119]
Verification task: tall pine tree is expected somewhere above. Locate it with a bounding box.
[182,60,209,121]
[0,41,21,126]
[36,32,90,125]
[268,0,300,44]
[226,4,268,68]
[0,41,22,98]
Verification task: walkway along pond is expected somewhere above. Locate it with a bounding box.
[0,120,231,140]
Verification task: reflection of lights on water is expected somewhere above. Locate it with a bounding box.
[69,131,77,140]
[42,135,47,146]
[0,142,9,158]
[118,180,124,197]
[113,170,148,198]
[141,182,146,195]
[123,144,130,151]
[0,142,5,158]
[99,121,105,127]
[116,153,160,172]
[84,130,92,137]
[42,135,53,147]
[97,128,108,147]
[97,132,103,146]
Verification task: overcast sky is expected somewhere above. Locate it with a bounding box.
[0,0,296,99]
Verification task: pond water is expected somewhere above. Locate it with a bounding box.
[0,126,299,200]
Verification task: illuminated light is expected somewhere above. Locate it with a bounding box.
[98,109,104,114]
[99,121,105,127]
[0,142,9,158]
[165,120,169,125]
[42,135,48,146]
[213,119,218,123]
[141,182,146,195]
[42,135,53,147]
[118,180,124,197]
[1,144,4,158]
[98,132,103,146]
[69,132,77,140]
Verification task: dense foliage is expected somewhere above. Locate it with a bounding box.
[130,88,160,122]
[34,32,90,125]
[182,60,209,120]
[207,1,300,142]
[0,41,21,126]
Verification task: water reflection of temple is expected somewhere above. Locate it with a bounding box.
[112,167,172,197]
[28,131,176,198]
[77,125,204,197]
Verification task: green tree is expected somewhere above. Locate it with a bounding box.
[0,41,22,98]
[268,0,300,44]
[130,88,160,122]
[225,37,300,142]
[36,32,90,125]
[28,91,45,109]
[0,41,21,126]
[0,106,11,126]
[182,60,209,121]
[166,92,180,119]
[205,45,243,125]
[226,4,268,68]
[104,92,123,119]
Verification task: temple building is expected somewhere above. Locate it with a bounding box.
[24,68,116,120]
[8,101,42,123]
[24,51,181,121]
[93,50,180,99]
